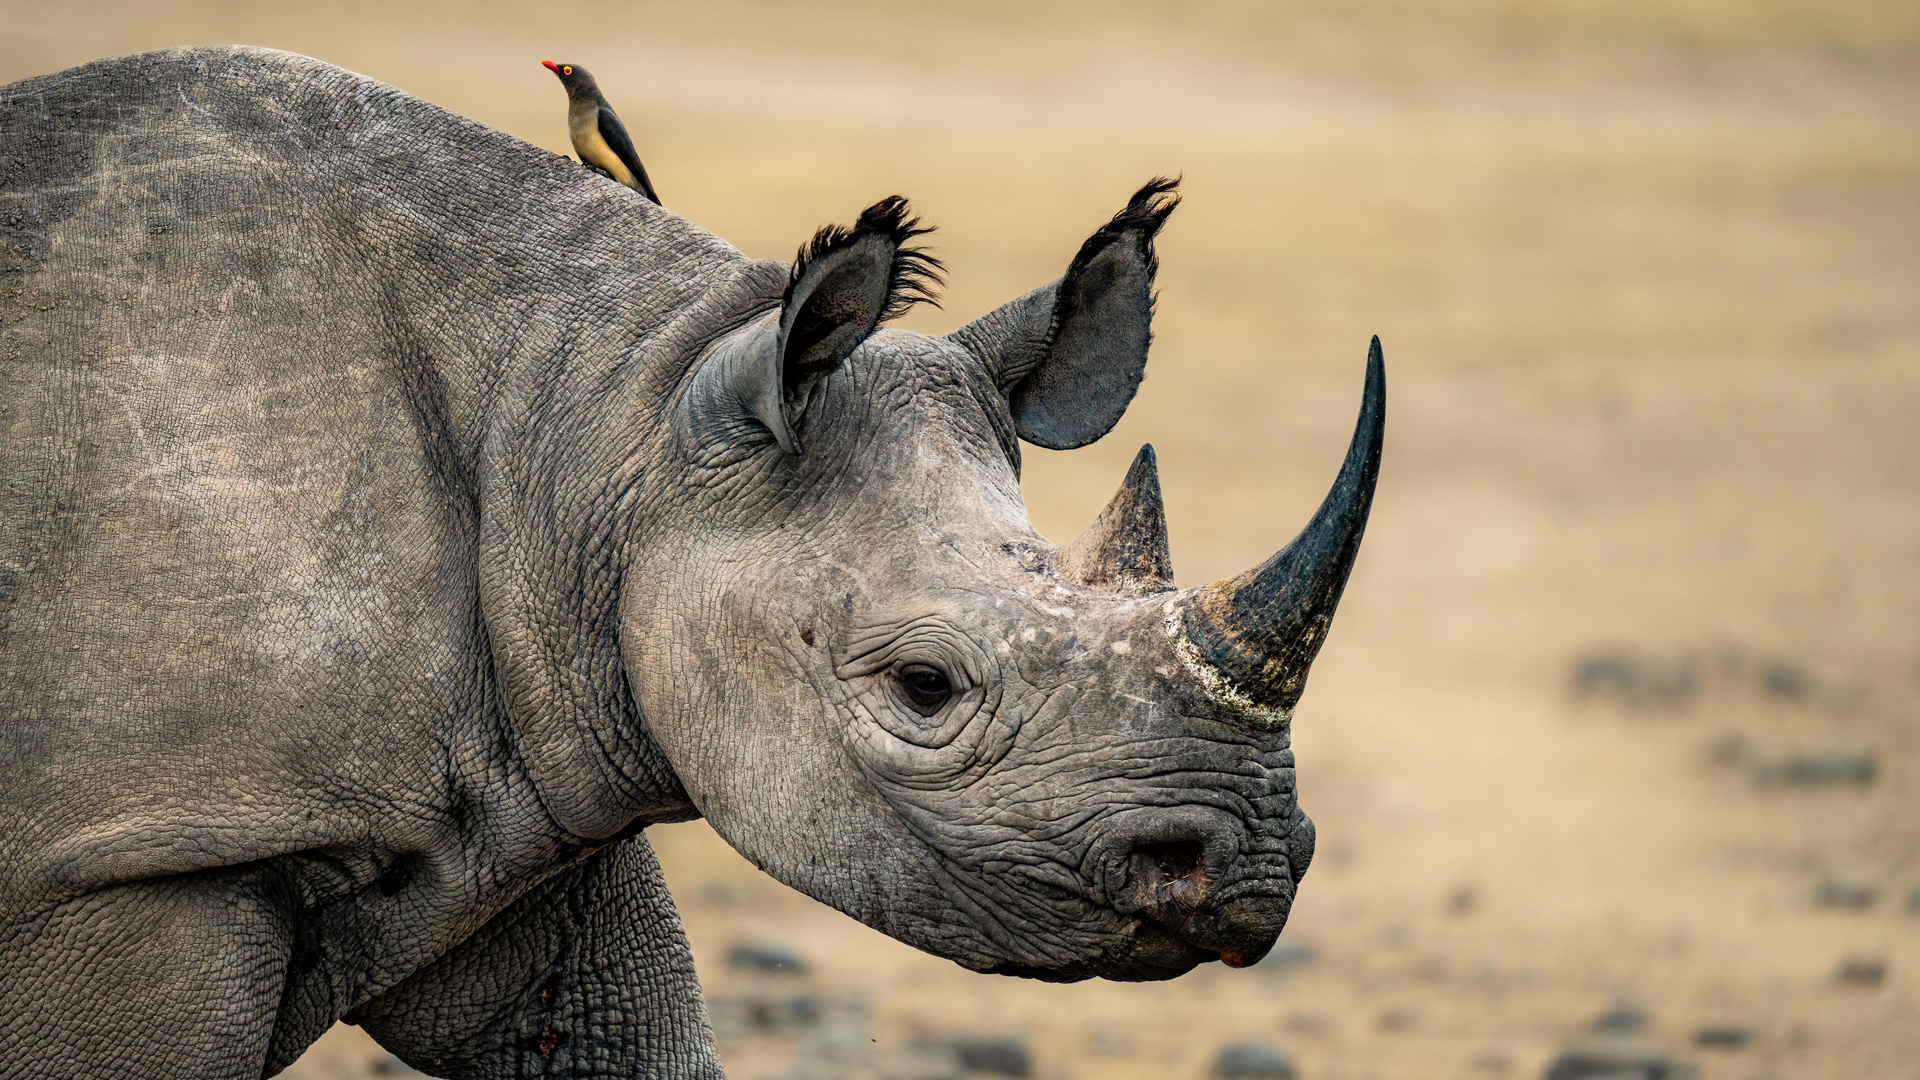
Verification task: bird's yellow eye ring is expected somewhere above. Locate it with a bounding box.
[562,66,573,75]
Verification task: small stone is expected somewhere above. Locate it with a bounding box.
[1470,1050,1512,1072]
[1813,878,1875,909]
[707,991,826,1035]
[1283,1013,1330,1036]
[879,1043,963,1080]
[1834,955,1887,987]
[1749,747,1875,787]
[1758,660,1811,699]
[1591,1004,1649,1037]
[1085,1026,1131,1058]
[1447,884,1478,916]
[726,938,810,976]
[1571,650,1698,708]
[1704,732,1749,766]
[1377,1008,1416,1032]
[369,1057,430,1076]
[1692,1025,1751,1049]
[1212,1039,1296,1079]
[790,1019,876,1080]
[1905,887,1920,914]
[1543,1039,1697,1080]
[947,1034,1032,1078]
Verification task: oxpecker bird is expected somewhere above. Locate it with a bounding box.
[541,60,662,205]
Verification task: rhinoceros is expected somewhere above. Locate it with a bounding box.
[0,46,1383,1079]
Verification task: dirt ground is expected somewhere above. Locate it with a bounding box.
[4,1,1916,1077]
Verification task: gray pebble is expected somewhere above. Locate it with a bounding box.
[1834,955,1887,987]
[1085,1027,1131,1058]
[1544,1039,1697,1080]
[1571,651,1698,708]
[727,938,811,975]
[1749,748,1875,787]
[949,1034,1032,1077]
[1377,1008,1416,1032]
[1813,878,1875,909]
[1213,1039,1296,1079]
[1470,1050,1512,1072]
[878,1043,963,1080]
[1591,1004,1649,1036]
[1692,1025,1751,1049]
[1705,732,1749,766]
[1758,660,1812,699]
[706,991,825,1035]
[1283,1013,1330,1036]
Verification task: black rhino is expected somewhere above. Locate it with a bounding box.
[0,46,1383,1079]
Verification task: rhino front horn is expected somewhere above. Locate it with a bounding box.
[1181,337,1385,711]
[1062,444,1175,592]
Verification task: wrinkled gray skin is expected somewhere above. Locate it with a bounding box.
[0,47,1375,1079]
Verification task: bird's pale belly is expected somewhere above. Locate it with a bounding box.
[569,114,637,189]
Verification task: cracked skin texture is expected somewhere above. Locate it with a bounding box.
[1,46,1328,1077]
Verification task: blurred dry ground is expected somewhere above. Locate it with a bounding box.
[3,1,1918,1077]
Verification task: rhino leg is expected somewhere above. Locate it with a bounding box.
[349,832,721,1080]
[0,866,291,1079]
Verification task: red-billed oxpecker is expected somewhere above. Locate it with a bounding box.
[541,60,662,205]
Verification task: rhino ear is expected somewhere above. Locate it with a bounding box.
[690,197,943,454]
[949,178,1179,450]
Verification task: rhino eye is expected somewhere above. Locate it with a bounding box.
[898,665,952,715]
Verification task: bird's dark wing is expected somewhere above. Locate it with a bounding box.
[597,104,662,206]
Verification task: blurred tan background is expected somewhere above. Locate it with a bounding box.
[4,1,1916,1077]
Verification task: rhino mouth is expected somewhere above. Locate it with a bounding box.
[950,822,1298,983]
[1119,868,1295,974]
[982,919,1220,984]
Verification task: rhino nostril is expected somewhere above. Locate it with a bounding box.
[1134,841,1211,910]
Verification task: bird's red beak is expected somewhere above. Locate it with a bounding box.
[541,61,561,74]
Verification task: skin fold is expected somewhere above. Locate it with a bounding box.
[0,46,1374,1079]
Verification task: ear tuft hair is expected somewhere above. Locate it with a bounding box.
[946,177,1182,452]
[787,195,946,323]
[1064,176,1181,285]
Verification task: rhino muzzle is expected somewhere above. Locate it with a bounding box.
[1089,804,1304,967]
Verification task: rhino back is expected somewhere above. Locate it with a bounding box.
[0,47,754,907]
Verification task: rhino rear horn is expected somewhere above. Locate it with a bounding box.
[1061,444,1175,592]
[1181,337,1385,711]
[949,178,1180,450]
[691,196,943,454]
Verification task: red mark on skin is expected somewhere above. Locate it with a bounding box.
[538,1028,560,1056]
[1218,950,1256,968]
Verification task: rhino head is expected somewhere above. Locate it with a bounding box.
[621,180,1384,981]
